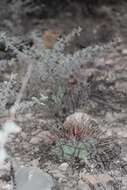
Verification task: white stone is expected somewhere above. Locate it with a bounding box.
[122,49,127,55]
[30,137,40,144]
[58,163,69,171]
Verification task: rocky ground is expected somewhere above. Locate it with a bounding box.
[1,0,127,190]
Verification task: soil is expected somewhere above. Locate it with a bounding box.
[1,0,127,189]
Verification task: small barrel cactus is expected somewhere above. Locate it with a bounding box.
[51,112,121,170]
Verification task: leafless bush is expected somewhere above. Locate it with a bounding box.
[26,28,115,120]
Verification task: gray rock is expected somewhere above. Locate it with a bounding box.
[15,166,54,190]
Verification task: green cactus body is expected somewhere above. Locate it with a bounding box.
[53,138,97,162]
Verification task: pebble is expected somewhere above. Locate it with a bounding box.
[30,137,39,144]
[122,49,127,55]
[30,131,53,144]
[22,142,30,149]
[78,180,91,190]
[58,163,69,171]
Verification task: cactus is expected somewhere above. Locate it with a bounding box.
[51,113,121,170]
[53,138,97,162]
